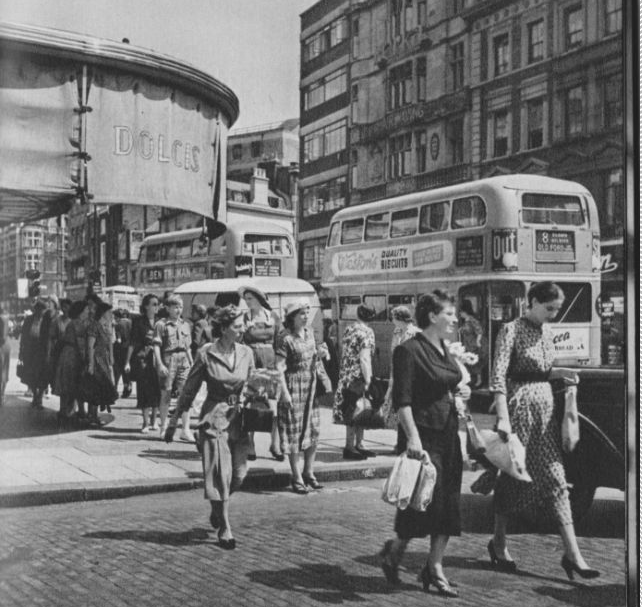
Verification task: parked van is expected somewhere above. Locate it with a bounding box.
[174,277,323,341]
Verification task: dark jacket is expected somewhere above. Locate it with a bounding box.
[391,332,462,431]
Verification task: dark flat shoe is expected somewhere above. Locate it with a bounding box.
[269,447,285,462]
[342,448,367,460]
[247,453,257,461]
[356,447,376,458]
[302,475,323,490]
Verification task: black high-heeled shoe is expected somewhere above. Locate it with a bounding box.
[218,537,236,550]
[379,540,400,586]
[418,567,458,591]
[487,539,517,573]
[561,555,599,580]
[419,569,458,598]
[302,474,323,490]
[291,480,309,494]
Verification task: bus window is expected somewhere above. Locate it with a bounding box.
[363,294,387,321]
[146,244,162,263]
[161,242,176,261]
[452,195,486,229]
[365,212,390,241]
[341,218,364,244]
[339,295,361,319]
[193,237,209,257]
[176,240,192,259]
[552,282,592,323]
[388,294,415,320]
[522,194,585,226]
[328,222,341,247]
[419,201,449,233]
[390,207,418,238]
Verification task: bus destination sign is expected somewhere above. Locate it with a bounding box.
[535,230,575,262]
[456,236,484,267]
[254,259,281,277]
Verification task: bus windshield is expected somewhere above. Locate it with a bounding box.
[522,194,585,225]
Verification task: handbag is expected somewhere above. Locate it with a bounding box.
[351,395,385,428]
[465,413,487,461]
[561,384,580,453]
[241,395,275,433]
[381,451,436,511]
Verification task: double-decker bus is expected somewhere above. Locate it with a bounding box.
[135,219,296,296]
[322,175,602,384]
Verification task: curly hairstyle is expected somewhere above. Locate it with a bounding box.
[527,281,564,307]
[140,293,159,315]
[212,304,244,333]
[415,290,455,329]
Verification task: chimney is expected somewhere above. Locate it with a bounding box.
[250,167,269,205]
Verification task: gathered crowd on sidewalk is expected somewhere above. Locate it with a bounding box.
[0,281,600,594]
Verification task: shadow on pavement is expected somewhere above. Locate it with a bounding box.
[138,448,200,461]
[247,562,407,601]
[83,527,211,546]
[0,395,80,439]
[533,583,625,606]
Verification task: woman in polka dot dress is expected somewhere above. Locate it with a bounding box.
[487,281,599,580]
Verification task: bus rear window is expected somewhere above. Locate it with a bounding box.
[388,294,415,320]
[328,222,341,247]
[390,208,418,238]
[365,212,390,241]
[419,201,449,233]
[341,218,364,244]
[452,196,486,229]
[363,294,388,321]
[551,282,591,323]
[176,240,192,259]
[522,194,584,225]
[145,244,162,263]
[243,234,293,256]
[339,295,361,319]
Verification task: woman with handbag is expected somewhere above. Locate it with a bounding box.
[165,305,254,550]
[485,281,598,580]
[275,298,328,494]
[18,299,49,408]
[380,291,469,598]
[333,304,378,460]
[240,285,284,462]
[124,294,161,433]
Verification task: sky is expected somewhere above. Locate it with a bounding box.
[0,0,318,129]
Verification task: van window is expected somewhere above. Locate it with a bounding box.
[522,194,585,225]
[339,295,361,319]
[390,208,418,238]
[328,222,341,247]
[365,212,390,241]
[419,201,449,233]
[552,282,591,323]
[341,218,364,244]
[363,294,388,321]
[452,196,486,229]
[388,294,416,320]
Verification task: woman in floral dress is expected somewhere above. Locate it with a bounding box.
[276,298,328,494]
[487,281,598,580]
[333,304,377,460]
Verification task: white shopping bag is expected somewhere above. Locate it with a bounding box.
[382,451,436,511]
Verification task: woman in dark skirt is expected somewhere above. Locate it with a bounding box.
[379,290,469,598]
[125,294,161,433]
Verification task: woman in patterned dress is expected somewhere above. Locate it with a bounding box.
[276,298,327,494]
[333,304,377,460]
[488,281,598,579]
[241,286,284,461]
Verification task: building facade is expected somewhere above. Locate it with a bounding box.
[0,217,67,314]
[298,0,625,302]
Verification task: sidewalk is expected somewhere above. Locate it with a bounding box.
[0,350,624,537]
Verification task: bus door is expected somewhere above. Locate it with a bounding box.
[458,281,525,386]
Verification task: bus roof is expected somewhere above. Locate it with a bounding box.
[329,175,592,221]
[101,285,138,294]
[174,277,316,295]
[141,219,291,246]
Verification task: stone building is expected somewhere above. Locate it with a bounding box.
[298,0,625,299]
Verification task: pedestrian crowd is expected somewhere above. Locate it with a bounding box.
[2,281,599,593]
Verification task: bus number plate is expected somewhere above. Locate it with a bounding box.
[535,230,575,261]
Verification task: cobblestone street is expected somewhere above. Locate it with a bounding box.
[0,479,626,607]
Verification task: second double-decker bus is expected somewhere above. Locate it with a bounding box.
[321,175,602,385]
[135,218,296,296]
